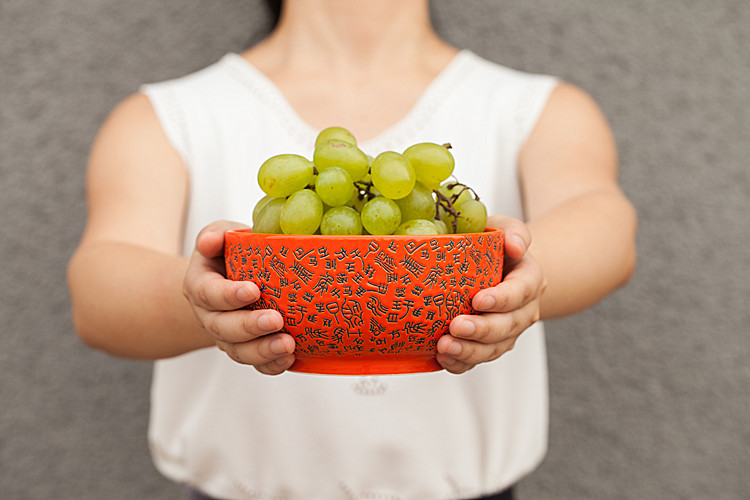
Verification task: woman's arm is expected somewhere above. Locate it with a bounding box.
[521,82,637,318]
[67,93,208,358]
[67,94,292,373]
[437,82,637,373]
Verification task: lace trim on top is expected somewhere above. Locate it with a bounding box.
[141,84,193,165]
[220,50,477,151]
[513,75,558,153]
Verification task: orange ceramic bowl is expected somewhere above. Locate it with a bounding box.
[224,228,504,375]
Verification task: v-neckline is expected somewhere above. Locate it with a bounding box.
[222,49,475,152]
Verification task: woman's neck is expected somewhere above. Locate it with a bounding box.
[250,0,450,78]
[241,0,458,141]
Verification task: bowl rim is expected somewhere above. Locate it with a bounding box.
[226,227,502,240]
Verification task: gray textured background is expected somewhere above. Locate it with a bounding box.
[1,1,748,499]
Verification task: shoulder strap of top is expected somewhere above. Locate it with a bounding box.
[139,82,192,164]
[513,73,559,151]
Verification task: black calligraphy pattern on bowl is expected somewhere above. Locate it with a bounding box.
[225,230,503,375]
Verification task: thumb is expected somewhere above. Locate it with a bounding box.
[486,214,531,260]
[195,220,250,259]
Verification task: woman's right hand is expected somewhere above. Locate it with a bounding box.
[183,220,296,375]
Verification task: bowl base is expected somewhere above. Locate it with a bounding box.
[289,355,443,376]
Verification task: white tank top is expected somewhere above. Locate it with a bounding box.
[142,50,557,500]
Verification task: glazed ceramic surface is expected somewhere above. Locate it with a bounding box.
[224,228,504,375]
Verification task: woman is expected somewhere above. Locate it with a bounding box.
[68,1,637,498]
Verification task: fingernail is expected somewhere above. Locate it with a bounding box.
[460,320,475,337]
[446,340,462,356]
[237,286,254,302]
[478,295,496,310]
[510,234,527,253]
[270,337,289,354]
[275,354,294,368]
[441,356,456,366]
[258,312,279,332]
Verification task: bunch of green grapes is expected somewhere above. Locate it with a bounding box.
[253,126,487,236]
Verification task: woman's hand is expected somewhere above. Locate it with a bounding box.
[437,215,546,374]
[183,220,296,375]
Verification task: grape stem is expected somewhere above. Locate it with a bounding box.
[445,181,481,202]
[433,189,461,233]
[433,181,481,233]
[354,180,378,201]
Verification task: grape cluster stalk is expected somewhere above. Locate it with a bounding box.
[253,126,488,236]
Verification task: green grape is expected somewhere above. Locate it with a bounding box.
[437,181,473,206]
[394,219,439,235]
[313,140,370,181]
[320,206,363,235]
[340,197,355,208]
[455,198,488,233]
[315,167,355,207]
[280,189,323,234]
[315,126,357,148]
[436,206,456,234]
[395,181,436,221]
[252,195,274,224]
[370,151,416,200]
[360,197,402,235]
[435,181,473,233]
[258,154,315,198]
[253,135,487,236]
[403,142,455,190]
[351,189,368,213]
[252,197,285,234]
[432,218,448,234]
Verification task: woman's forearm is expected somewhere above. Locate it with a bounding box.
[528,188,637,319]
[67,240,214,359]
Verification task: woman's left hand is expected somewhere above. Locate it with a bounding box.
[437,215,547,374]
